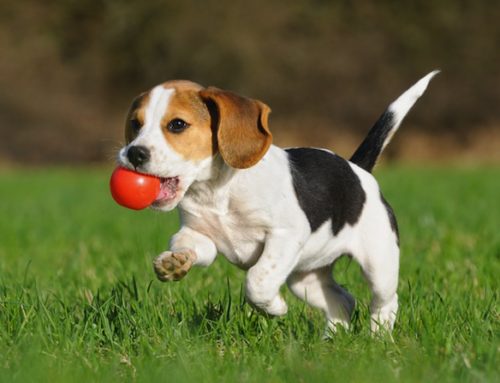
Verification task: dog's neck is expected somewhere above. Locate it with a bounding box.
[180,155,238,216]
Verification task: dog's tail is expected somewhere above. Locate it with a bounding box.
[350,70,439,172]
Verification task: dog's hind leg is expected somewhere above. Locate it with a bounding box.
[356,239,400,333]
[287,265,355,333]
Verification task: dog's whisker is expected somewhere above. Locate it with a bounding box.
[110,72,438,332]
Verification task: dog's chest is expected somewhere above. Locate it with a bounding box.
[180,193,267,269]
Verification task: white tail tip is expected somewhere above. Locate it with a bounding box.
[389,70,440,122]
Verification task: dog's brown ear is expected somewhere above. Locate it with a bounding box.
[200,87,272,169]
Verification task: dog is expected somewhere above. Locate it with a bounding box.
[117,71,438,333]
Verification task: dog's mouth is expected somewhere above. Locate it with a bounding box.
[153,176,180,206]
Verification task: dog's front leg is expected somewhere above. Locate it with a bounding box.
[245,234,302,316]
[153,226,217,282]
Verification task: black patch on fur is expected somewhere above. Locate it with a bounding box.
[287,148,366,234]
[350,110,394,173]
[380,192,399,246]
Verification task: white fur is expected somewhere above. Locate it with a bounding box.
[170,146,399,328]
[118,73,436,332]
[383,70,440,150]
[119,86,213,210]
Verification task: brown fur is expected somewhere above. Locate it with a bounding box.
[126,80,272,167]
[161,83,214,162]
[199,87,272,169]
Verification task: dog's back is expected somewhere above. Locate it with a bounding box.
[120,71,438,333]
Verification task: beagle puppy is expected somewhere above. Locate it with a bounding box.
[118,72,438,332]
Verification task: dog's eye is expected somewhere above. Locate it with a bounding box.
[167,118,189,133]
[130,118,142,133]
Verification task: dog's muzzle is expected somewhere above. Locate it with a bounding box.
[127,145,150,168]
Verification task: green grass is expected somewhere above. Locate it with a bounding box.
[0,166,498,382]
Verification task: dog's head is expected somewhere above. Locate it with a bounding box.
[117,80,272,211]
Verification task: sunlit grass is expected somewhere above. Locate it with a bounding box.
[0,166,498,382]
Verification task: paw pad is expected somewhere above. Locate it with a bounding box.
[153,250,196,282]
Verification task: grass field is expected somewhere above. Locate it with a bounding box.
[0,166,498,382]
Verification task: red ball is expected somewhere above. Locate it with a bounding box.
[110,167,161,210]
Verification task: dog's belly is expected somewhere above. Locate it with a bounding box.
[216,237,265,269]
[186,210,267,269]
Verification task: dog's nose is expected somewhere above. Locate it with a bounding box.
[127,145,150,168]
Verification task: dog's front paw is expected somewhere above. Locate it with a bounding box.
[153,249,196,282]
[249,294,288,316]
[264,295,288,316]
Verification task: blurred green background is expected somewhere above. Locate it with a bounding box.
[1,0,499,165]
[1,3,499,381]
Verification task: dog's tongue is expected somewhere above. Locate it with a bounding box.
[156,177,178,202]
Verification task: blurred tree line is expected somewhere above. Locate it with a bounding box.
[0,0,499,163]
